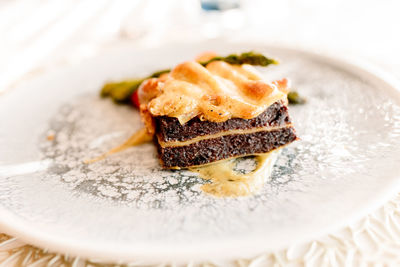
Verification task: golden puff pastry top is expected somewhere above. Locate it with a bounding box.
[138,60,289,125]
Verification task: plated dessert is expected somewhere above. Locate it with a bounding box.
[98,51,299,197]
[4,40,400,263]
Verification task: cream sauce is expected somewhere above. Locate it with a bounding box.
[84,128,152,164]
[190,150,279,197]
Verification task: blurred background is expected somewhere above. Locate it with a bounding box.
[1,0,400,93]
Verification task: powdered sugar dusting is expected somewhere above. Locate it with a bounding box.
[38,58,400,212]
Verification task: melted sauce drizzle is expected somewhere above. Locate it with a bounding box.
[84,128,152,164]
[86,128,278,198]
[190,150,279,197]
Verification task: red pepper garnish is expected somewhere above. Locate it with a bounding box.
[131,90,140,108]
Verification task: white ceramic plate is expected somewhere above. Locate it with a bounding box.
[1,42,400,263]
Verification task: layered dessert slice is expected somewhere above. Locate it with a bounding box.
[137,55,297,169]
[155,100,296,168]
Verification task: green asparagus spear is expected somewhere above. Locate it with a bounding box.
[100,69,170,104]
[200,51,279,67]
[287,91,306,105]
[100,79,144,104]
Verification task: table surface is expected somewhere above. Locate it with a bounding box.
[1,0,400,266]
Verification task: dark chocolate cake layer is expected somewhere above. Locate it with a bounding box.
[155,100,291,142]
[157,127,297,168]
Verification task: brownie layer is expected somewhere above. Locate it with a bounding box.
[157,127,297,168]
[155,100,291,142]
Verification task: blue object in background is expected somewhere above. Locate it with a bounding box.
[201,0,240,11]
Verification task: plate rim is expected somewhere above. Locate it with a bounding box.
[1,40,400,262]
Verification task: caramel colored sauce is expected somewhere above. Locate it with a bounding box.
[190,150,279,197]
[84,128,152,164]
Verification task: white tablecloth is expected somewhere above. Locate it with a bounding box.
[1,0,400,266]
